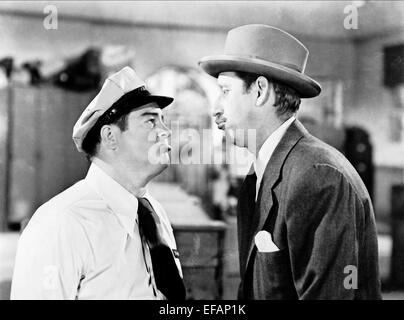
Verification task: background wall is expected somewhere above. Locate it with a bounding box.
[0,13,356,82]
[345,31,404,223]
[347,31,404,168]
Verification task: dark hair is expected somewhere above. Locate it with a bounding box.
[81,107,130,161]
[234,71,301,120]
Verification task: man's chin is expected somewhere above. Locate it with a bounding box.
[224,128,249,148]
[224,128,237,145]
[147,162,169,182]
[156,153,171,167]
[150,158,169,176]
[157,163,169,173]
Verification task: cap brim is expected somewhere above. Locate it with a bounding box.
[138,95,174,109]
[199,55,321,98]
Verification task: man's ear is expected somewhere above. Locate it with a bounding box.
[100,125,119,150]
[255,76,272,107]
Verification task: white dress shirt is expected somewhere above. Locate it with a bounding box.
[253,116,295,201]
[10,162,181,300]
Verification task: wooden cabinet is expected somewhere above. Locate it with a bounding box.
[0,87,9,231]
[0,84,94,228]
[175,227,226,300]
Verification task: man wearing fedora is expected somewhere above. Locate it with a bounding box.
[11,66,186,300]
[200,24,381,300]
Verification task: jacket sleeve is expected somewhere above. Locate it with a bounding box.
[284,164,361,299]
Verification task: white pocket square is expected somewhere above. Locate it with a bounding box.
[255,231,280,252]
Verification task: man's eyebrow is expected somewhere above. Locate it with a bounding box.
[140,111,160,117]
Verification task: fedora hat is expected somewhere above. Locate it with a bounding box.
[199,24,321,98]
[72,66,173,152]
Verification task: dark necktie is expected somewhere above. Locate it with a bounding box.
[237,170,257,270]
[137,197,186,300]
[247,170,257,206]
[241,169,257,216]
[237,170,258,299]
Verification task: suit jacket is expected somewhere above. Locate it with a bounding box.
[237,120,382,300]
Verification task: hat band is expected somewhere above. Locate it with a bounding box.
[246,55,303,73]
[98,86,151,124]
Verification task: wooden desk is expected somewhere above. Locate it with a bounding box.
[148,182,227,300]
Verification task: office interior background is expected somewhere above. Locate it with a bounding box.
[0,1,404,299]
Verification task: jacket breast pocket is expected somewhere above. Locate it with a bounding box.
[253,248,297,300]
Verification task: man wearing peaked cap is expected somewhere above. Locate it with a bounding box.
[11,66,186,300]
[200,24,381,300]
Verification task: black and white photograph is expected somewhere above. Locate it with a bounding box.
[0,0,403,304]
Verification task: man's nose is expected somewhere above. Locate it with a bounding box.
[158,122,171,139]
[212,98,224,118]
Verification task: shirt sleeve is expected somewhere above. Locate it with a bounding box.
[10,206,86,300]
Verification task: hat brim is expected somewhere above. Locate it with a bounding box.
[137,94,174,109]
[99,92,173,126]
[199,55,321,98]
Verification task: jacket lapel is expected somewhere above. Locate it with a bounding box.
[242,119,308,277]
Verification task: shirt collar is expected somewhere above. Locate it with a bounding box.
[253,116,295,199]
[85,161,146,238]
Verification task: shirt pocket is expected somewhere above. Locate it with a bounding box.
[253,248,297,299]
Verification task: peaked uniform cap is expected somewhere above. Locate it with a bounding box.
[72,66,173,152]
